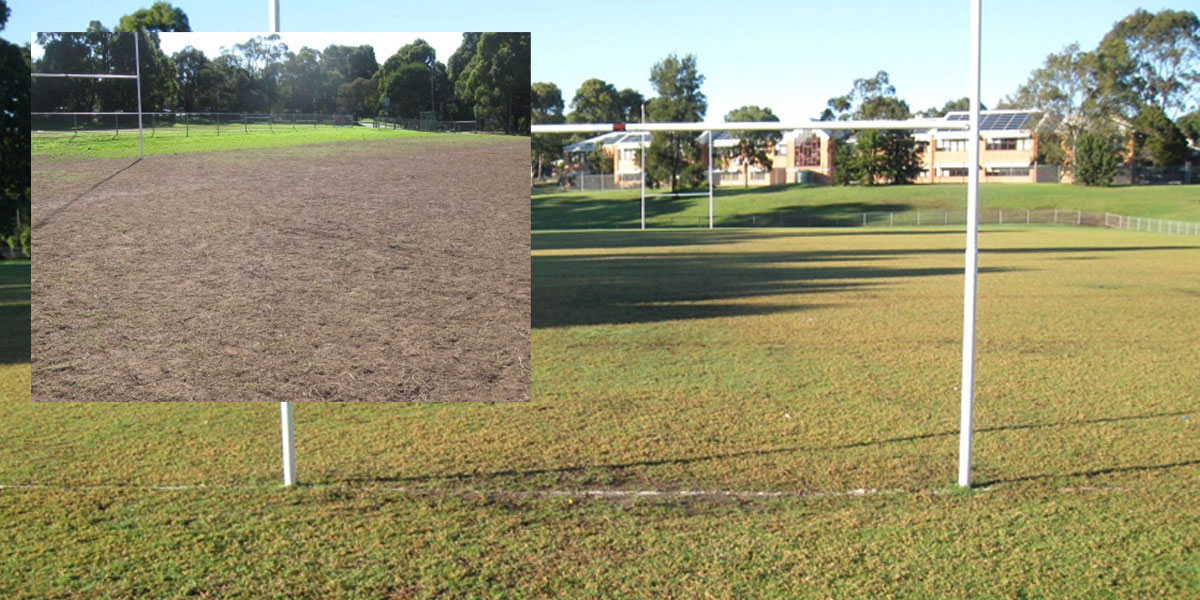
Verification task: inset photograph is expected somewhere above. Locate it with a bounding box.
[31,31,531,402]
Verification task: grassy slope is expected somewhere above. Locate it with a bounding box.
[5,229,1200,597]
[31,126,446,160]
[532,183,1200,227]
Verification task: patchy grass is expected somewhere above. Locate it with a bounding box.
[533,183,1200,228]
[5,228,1200,597]
[31,125,451,159]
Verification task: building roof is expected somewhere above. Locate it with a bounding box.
[943,110,1034,131]
[563,131,651,153]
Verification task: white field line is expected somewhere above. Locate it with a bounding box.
[0,483,1126,497]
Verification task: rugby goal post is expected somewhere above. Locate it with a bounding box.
[267,0,297,488]
[532,0,984,488]
[32,33,145,159]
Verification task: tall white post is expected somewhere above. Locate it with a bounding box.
[269,0,295,488]
[958,0,982,489]
[707,131,714,229]
[133,34,144,159]
[281,401,295,486]
[641,104,646,230]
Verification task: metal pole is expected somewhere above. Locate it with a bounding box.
[134,34,144,159]
[958,0,982,489]
[641,104,647,230]
[281,402,295,486]
[270,0,295,488]
[707,131,714,229]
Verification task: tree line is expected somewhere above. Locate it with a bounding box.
[35,27,530,134]
[998,8,1199,185]
[534,8,1199,188]
[0,0,29,247]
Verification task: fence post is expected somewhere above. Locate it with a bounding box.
[185,112,189,137]
[217,113,221,135]
[863,212,867,226]
[1053,209,1058,224]
[999,210,1003,225]
[1077,211,1081,225]
[917,211,921,226]
[890,212,894,226]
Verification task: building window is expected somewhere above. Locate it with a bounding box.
[936,139,967,152]
[985,138,1018,151]
[986,167,1030,177]
[620,148,638,161]
[915,141,929,154]
[794,136,821,167]
[939,168,969,177]
[774,142,787,156]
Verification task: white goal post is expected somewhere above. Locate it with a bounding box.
[532,0,984,488]
[31,34,145,159]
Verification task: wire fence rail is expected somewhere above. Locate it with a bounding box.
[534,209,1200,236]
[32,112,357,138]
[370,116,482,133]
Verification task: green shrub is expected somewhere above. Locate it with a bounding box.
[19,225,30,254]
[1073,130,1120,186]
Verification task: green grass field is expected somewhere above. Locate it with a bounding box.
[533,182,1200,227]
[5,223,1200,597]
[31,125,444,160]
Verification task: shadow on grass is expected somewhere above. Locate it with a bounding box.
[532,192,694,229]
[976,458,1200,487]
[713,202,915,228]
[32,158,141,230]
[533,245,1022,328]
[345,410,1193,488]
[0,261,30,365]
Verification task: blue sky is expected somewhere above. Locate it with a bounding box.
[5,0,1194,121]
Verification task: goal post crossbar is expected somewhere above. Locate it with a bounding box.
[31,73,139,79]
[532,118,969,134]
[31,35,144,158]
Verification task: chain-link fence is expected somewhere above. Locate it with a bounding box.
[1030,164,1197,185]
[32,112,357,138]
[370,116,480,133]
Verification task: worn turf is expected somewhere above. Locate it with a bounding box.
[5,227,1199,597]
[33,135,530,402]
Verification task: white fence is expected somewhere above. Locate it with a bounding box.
[534,208,1200,233]
[1104,213,1200,236]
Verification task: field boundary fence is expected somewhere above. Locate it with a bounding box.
[534,209,1200,235]
[371,116,480,133]
[32,112,357,138]
[1103,213,1200,236]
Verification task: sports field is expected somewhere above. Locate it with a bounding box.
[533,182,1200,227]
[32,124,441,160]
[32,133,530,402]
[5,223,1199,597]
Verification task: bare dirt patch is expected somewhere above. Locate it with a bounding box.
[33,136,530,402]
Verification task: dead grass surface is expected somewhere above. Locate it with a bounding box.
[32,136,530,402]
